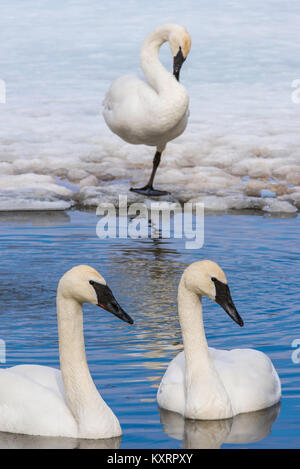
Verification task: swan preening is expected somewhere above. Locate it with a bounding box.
[103,23,191,196]
[0,266,133,439]
[157,260,281,420]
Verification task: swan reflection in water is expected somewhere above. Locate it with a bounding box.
[159,402,281,449]
[0,210,71,227]
[0,433,121,450]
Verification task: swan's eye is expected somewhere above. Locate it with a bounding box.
[211,277,217,282]
[89,280,95,286]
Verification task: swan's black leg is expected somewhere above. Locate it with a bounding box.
[130,151,170,196]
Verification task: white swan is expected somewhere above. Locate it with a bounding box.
[103,23,191,196]
[157,260,281,420]
[0,265,133,439]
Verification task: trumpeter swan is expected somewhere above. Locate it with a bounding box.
[157,260,281,420]
[103,23,191,196]
[0,265,133,439]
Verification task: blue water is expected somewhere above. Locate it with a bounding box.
[0,210,299,448]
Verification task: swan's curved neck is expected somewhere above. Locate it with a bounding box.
[140,25,179,94]
[56,294,115,437]
[178,279,214,381]
[178,278,233,419]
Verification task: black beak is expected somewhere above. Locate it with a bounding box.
[173,47,185,82]
[89,281,134,324]
[212,277,244,327]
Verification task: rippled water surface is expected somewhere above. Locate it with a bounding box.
[0,210,299,448]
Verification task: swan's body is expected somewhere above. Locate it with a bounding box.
[0,266,133,439]
[103,23,191,196]
[158,347,281,419]
[157,261,281,420]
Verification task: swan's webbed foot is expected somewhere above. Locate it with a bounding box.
[130,150,170,196]
[129,186,170,197]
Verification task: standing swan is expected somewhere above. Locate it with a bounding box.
[0,265,133,438]
[103,23,191,196]
[157,260,281,420]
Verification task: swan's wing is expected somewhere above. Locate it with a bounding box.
[0,367,77,437]
[211,348,281,414]
[103,75,156,112]
[102,75,160,144]
[8,365,66,401]
[157,351,186,415]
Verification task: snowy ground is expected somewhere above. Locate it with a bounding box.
[0,0,299,213]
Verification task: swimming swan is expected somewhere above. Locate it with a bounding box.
[103,23,191,197]
[0,265,133,439]
[157,260,281,420]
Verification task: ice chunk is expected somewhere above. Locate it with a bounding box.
[80,175,99,188]
[262,199,297,213]
[67,168,89,182]
[0,174,74,211]
[0,193,73,211]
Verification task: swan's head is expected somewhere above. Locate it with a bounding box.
[168,24,191,81]
[182,260,244,326]
[58,265,133,324]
